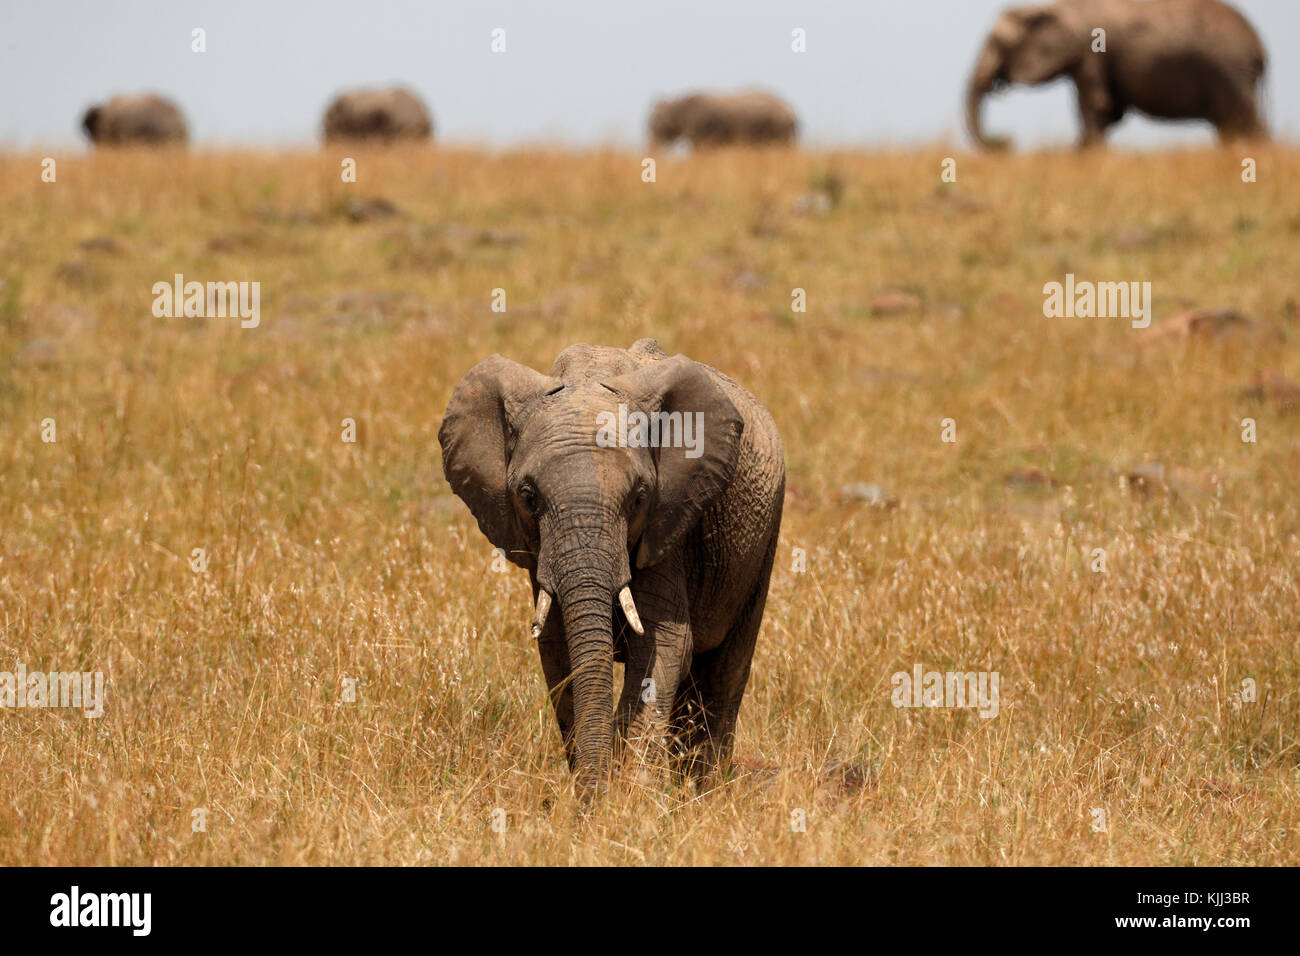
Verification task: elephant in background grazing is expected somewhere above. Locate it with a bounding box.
[967,0,1267,148]
[649,90,798,149]
[321,87,434,144]
[439,339,785,794]
[81,94,188,146]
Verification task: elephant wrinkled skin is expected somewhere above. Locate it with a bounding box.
[439,339,785,794]
[967,0,1267,148]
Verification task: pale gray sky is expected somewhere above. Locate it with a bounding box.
[1,0,1295,150]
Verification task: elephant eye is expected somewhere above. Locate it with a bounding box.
[518,485,539,513]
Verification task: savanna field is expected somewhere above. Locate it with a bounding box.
[0,144,1296,865]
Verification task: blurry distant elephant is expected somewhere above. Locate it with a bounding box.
[322,87,434,144]
[967,0,1267,148]
[82,94,188,146]
[649,91,797,149]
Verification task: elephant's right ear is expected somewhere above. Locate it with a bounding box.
[438,355,557,568]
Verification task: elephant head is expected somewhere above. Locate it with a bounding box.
[438,351,743,791]
[648,96,691,148]
[81,107,103,141]
[967,3,1084,148]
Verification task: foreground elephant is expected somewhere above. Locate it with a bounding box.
[81,94,188,146]
[649,90,797,148]
[440,339,785,793]
[321,87,433,143]
[967,0,1267,148]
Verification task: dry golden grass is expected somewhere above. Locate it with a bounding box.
[0,144,1296,865]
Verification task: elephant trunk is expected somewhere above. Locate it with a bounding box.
[556,564,615,794]
[540,523,631,797]
[967,40,1006,149]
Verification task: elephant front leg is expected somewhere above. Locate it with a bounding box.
[1072,60,1116,148]
[614,556,691,775]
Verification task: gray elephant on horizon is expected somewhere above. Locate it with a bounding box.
[321,87,434,144]
[439,339,785,794]
[81,94,188,146]
[967,0,1267,148]
[649,90,798,149]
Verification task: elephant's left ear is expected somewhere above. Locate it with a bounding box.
[604,355,743,569]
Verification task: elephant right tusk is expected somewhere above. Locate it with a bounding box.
[618,587,645,637]
[531,590,552,640]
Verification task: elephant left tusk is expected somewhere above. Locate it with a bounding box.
[618,587,644,636]
[531,590,552,640]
